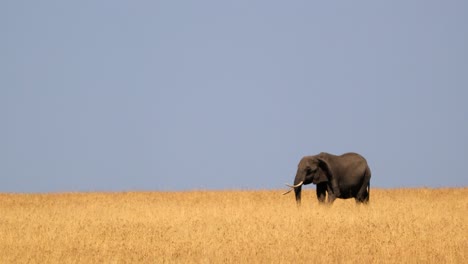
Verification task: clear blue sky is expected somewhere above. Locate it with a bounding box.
[2,1,467,193]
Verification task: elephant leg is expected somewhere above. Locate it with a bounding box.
[355,189,369,204]
[330,178,341,197]
[356,167,371,204]
[316,183,327,203]
[326,184,337,204]
[364,181,370,203]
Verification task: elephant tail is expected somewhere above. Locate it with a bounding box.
[367,180,370,202]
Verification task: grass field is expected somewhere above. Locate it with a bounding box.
[0,188,466,263]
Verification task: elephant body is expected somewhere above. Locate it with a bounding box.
[287,152,371,205]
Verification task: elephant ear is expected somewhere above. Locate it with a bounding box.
[312,166,328,184]
[317,155,340,196]
[316,156,333,183]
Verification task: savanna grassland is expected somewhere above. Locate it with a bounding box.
[0,188,466,263]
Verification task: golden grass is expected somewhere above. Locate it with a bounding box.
[0,188,467,263]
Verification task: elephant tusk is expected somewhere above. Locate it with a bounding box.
[285,181,303,188]
[282,181,303,195]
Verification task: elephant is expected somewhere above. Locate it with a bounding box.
[283,152,371,206]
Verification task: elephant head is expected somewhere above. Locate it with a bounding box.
[283,154,333,205]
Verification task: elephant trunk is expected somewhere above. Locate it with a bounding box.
[293,170,305,206]
[294,185,302,206]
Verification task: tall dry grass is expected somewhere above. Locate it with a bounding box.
[0,188,466,263]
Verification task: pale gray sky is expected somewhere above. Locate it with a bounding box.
[2,1,467,192]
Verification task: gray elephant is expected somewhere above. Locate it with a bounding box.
[283,152,371,205]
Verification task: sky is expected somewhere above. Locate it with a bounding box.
[1,1,467,193]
